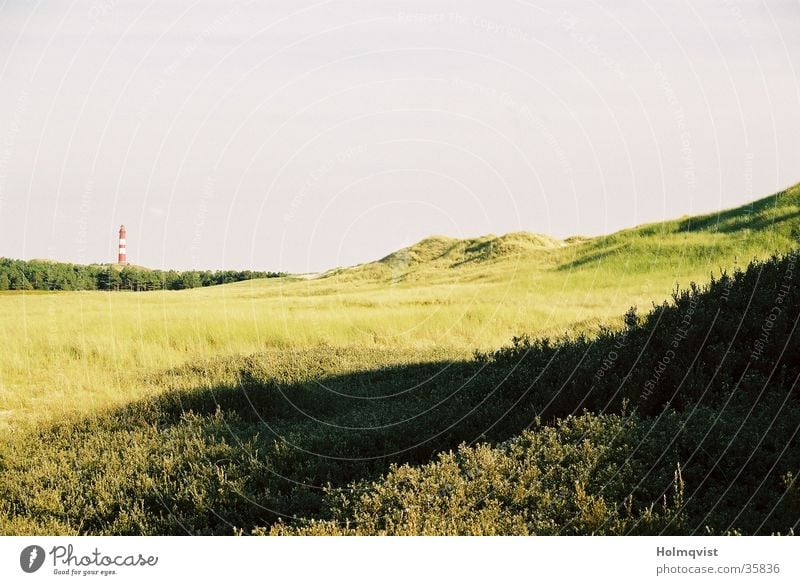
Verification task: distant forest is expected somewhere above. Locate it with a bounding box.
[0,258,285,291]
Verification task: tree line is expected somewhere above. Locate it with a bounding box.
[0,258,286,291]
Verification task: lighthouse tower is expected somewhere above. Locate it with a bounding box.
[118,225,128,265]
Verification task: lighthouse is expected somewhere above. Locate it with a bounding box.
[118,224,128,265]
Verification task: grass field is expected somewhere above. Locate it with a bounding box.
[1,183,799,535]
[1,184,798,431]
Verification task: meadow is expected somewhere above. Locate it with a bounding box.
[1,185,797,430]
[0,183,798,535]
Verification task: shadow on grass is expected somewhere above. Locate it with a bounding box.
[2,250,799,535]
[0,355,540,535]
[679,208,799,235]
[556,243,628,272]
[2,339,799,536]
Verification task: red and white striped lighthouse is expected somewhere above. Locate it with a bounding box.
[118,224,127,264]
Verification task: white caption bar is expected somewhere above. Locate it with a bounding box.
[1,536,797,584]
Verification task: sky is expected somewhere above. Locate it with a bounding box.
[0,0,799,273]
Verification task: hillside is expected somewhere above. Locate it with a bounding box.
[318,231,564,282]
[1,183,799,431]
[0,183,798,535]
[378,231,562,270]
[322,182,800,283]
[2,249,798,535]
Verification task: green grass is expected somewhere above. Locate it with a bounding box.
[2,248,798,535]
[1,183,798,430]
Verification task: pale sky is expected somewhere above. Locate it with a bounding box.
[0,0,798,272]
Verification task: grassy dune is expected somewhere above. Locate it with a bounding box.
[1,184,798,429]
[1,247,798,535]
